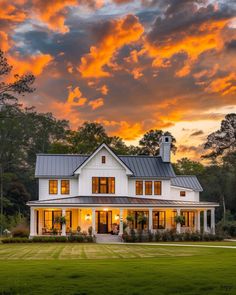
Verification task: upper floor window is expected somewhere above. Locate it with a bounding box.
[61,180,70,194]
[92,177,115,194]
[180,191,186,197]
[101,156,106,164]
[136,181,143,195]
[145,181,152,195]
[154,181,162,195]
[49,180,58,194]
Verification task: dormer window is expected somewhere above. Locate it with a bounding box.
[180,191,186,197]
[101,156,106,164]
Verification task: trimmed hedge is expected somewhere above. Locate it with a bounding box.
[122,229,224,243]
[1,235,95,243]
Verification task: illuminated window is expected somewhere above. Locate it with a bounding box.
[154,181,162,195]
[102,156,106,164]
[153,211,166,229]
[92,177,115,194]
[181,211,195,227]
[135,181,143,195]
[180,191,186,197]
[145,181,152,195]
[49,180,58,194]
[61,180,70,194]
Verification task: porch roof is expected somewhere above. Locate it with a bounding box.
[27,196,218,208]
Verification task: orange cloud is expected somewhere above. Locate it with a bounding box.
[67,86,88,106]
[144,19,228,77]
[89,98,104,110]
[131,68,143,79]
[0,1,27,22]
[206,73,236,95]
[0,31,10,52]
[79,14,144,78]
[8,53,53,77]
[97,85,108,95]
[31,0,78,33]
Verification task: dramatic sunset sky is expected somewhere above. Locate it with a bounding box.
[1,0,236,160]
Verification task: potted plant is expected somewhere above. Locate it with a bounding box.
[174,215,185,226]
[54,216,67,226]
[126,215,134,230]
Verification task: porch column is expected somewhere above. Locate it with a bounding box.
[194,211,198,232]
[119,208,123,236]
[62,209,66,236]
[148,208,153,232]
[211,208,215,234]
[176,208,181,233]
[203,209,208,233]
[92,208,96,234]
[197,210,201,232]
[30,207,36,237]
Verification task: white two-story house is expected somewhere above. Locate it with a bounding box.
[28,136,218,238]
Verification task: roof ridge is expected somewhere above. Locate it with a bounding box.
[175,175,198,177]
[36,153,89,156]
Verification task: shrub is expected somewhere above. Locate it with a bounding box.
[154,230,162,242]
[147,230,153,242]
[67,235,84,243]
[32,236,67,243]
[11,224,29,238]
[2,238,31,243]
[88,226,93,236]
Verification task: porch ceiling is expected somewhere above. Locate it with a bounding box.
[27,196,218,208]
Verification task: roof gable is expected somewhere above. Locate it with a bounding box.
[73,143,133,175]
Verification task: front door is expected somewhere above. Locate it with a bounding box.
[96,211,112,233]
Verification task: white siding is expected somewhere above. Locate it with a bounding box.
[38,178,78,200]
[78,147,128,196]
[170,186,199,202]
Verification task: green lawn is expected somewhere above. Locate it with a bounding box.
[0,243,236,295]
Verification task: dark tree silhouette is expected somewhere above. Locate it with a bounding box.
[0,50,35,105]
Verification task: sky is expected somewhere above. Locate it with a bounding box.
[1,0,236,161]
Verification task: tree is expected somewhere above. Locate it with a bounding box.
[173,158,205,176]
[139,129,177,156]
[0,50,35,105]
[204,113,236,159]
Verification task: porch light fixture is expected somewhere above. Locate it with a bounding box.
[85,214,91,221]
[115,214,120,221]
[103,208,108,211]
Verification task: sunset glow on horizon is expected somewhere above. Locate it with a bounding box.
[1,0,236,161]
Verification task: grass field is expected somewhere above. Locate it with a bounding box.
[0,243,236,295]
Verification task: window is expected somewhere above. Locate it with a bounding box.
[153,211,166,229]
[135,181,143,195]
[181,211,195,227]
[154,181,162,195]
[145,181,152,195]
[92,177,115,194]
[101,156,106,164]
[180,191,186,197]
[44,210,61,229]
[61,180,70,194]
[49,180,58,194]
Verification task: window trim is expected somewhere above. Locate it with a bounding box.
[135,180,143,195]
[154,181,162,195]
[92,177,115,194]
[180,191,186,197]
[145,181,152,195]
[49,180,58,195]
[61,180,70,195]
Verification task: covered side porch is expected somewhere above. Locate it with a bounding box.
[28,197,218,237]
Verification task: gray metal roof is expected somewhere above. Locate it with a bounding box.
[120,156,176,178]
[171,176,203,192]
[35,154,176,178]
[27,196,218,207]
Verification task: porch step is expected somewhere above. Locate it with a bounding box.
[95,234,122,244]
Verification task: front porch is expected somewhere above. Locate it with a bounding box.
[29,207,216,237]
